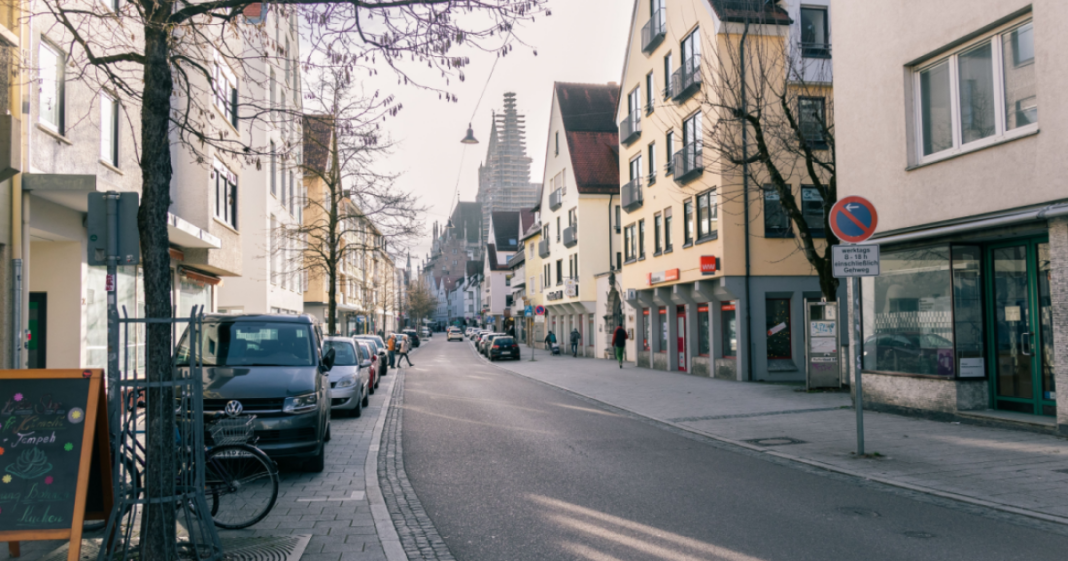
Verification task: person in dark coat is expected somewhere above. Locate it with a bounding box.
[569,328,581,357]
[544,330,556,351]
[612,324,628,368]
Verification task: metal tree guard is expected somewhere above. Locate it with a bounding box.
[98,306,223,561]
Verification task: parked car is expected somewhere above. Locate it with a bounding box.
[356,334,389,378]
[480,333,507,355]
[487,336,520,361]
[421,327,431,338]
[323,337,368,418]
[447,327,464,342]
[357,340,379,394]
[402,329,421,348]
[187,314,332,472]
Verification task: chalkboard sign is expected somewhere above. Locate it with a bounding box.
[0,370,103,561]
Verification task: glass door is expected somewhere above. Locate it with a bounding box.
[987,238,1054,416]
[677,306,687,372]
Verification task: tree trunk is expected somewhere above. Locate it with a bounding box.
[138,22,177,561]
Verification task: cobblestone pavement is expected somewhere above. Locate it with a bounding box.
[378,369,456,561]
[487,343,1068,526]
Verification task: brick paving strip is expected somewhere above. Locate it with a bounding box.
[376,368,457,561]
[481,342,1068,529]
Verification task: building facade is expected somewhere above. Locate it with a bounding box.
[836,0,1067,429]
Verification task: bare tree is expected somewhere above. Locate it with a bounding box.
[699,4,838,299]
[406,282,437,328]
[30,1,547,557]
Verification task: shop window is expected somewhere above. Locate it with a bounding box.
[861,246,958,376]
[588,315,594,347]
[642,309,651,351]
[722,302,737,358]
[698,305,710,356]
[766,298,792,359]
[658,307,667,352]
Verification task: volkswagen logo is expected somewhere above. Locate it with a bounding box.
[224,400,244,417]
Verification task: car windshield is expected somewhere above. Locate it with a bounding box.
[178,321,315,367]
[324,340,358,366]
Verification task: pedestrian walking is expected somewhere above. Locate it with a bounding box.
[612,324,628,368]
[397,336,414,367]
[570,328,581,357]
[387,334,397,368]
[544,330,556,351]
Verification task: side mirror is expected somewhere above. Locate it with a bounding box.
[322,347,336,372]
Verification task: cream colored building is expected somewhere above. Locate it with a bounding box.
[616,0,829,380]
[835,0,1068,429]
[537,82,622,358]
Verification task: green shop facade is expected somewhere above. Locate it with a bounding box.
[856,203,1068,432]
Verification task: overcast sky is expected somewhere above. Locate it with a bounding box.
[376,0,630,269]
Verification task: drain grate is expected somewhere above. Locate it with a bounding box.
[744,436,806,447]
[40,534,311,561]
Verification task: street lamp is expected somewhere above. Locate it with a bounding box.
[460,123,479,145]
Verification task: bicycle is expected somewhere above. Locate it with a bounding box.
[86,389,280,531]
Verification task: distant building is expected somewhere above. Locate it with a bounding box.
[477,93,540,245]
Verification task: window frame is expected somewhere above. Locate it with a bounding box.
[38,40,65,133]
[100,91,119,166]
[800,6,830,58]
[912,18,1038,166]
[801,186,826,238]
[212,159,239,230]
[763,187,791,238]
[212,52,239,128]
[695,189,718,242]
[624,224,637,263]
[663,207,673,252]
[653,213,662,255]
[765,298,793,360]
[683,200,694,246]
[664,131,675,175]
[647,142,657,185]
[638,219,646,259]
[798,96,828,150]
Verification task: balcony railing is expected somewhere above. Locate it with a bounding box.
[621,178,643,213]
[563,225,577,248]
[538,239,550,258]
[671,55,702,101]
[673,142,704,183]
[619,112,641,145]
[549,188,563,210]
[641,8,666,53]
[801,42,832,59]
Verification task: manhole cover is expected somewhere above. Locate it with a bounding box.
[904,531,935,539]
[744,437,805,447]
[836,506,881,518]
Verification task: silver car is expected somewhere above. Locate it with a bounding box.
[323,336,369,418]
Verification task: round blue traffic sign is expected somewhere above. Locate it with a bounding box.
[829,196,878,244]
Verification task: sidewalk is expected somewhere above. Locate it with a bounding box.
[491,344,1068,525]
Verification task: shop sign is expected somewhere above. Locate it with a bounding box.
[648,269,680,285]
[546,290,564,301]
[721,302,736,311]
[565,279,579,297]
[700,256,718,275]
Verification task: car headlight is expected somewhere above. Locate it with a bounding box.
[283,393,318,414]
[335,375,357,389]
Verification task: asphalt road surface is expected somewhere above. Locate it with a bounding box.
[401,339,1068,561]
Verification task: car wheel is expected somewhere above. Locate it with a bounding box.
[324,423,332,442]
[352,392,363,418]
[369,380,375,395]
[362,391,370,408]
[304,444,326,473]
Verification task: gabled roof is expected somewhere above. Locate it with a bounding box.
[490,211,521,251]
[519,208,537,234]
[567,131,620,195]
[555,83,620,133]
[708,0,791,25]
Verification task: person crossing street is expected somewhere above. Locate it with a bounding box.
[397,336,414,368]
[612,324,628,368]
[570,328,581,357]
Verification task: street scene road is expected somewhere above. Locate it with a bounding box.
[399,340,1068,561]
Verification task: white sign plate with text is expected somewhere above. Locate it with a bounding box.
[832,245,880,278]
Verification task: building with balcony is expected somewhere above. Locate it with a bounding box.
[481,210,522,330]
[538,83,622,358]
[836,0,1068,429]
[616,0,828,381]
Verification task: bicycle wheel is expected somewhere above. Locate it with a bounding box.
[204,444,278,529]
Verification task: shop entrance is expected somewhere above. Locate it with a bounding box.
[987,238,1054,416]
[677,306,687,372]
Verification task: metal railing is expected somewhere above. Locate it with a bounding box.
[620,112,641,144]
[538,239,550,258]
[673,141,704,182]
[563,225,577,247]
[622,178,643,212]
[801,41,832,59]
[549,188,563,210]
[671,55,702,101]
[641,8,666,53]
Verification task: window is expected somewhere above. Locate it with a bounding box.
[212,54,238,127]
[663,207,673,252]
[799,97,827,149]
[642,309,651,351]
[801,186,825,238]
[615,205,621,233]
[683,200,694,245]
[555,131,559,156]
[766,298,791,359]
[629,154,642,183]
[679,28,701,83]
[624,224,637,262]
[270,141,277,195]
[39,41,64,132]
[696,190,718,241]
[662,53,672,99]
[213,160,238,229]
[647,143,656,185]
[800,7,830,58]
[914,19,1037,162]
[645,72,655,113]
[628,87,641,119]
[568,208,577,228]
[665,131,674,174]
[556,259,563,285]
[589,315,594,347]
[269,70,276,121]
[638,219,646,259]
[653,213,662,254]
[658,307,667,352]
[763,187,790,238]
[698,305,710,356]
[270,216,278,285]
[556,216,561,242]
[722,302,737,358]
[100,92,119,166]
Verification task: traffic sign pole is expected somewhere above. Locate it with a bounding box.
[853,276,864,456]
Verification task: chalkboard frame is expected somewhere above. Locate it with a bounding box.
[0,369,104,561]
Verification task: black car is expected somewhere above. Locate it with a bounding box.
[488,336,520,361]
[402,329,421,348]
[183,314,335,472]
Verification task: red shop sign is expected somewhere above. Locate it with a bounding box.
[700,256,717,275]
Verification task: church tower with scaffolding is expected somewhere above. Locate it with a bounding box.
[476,92,540,245]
